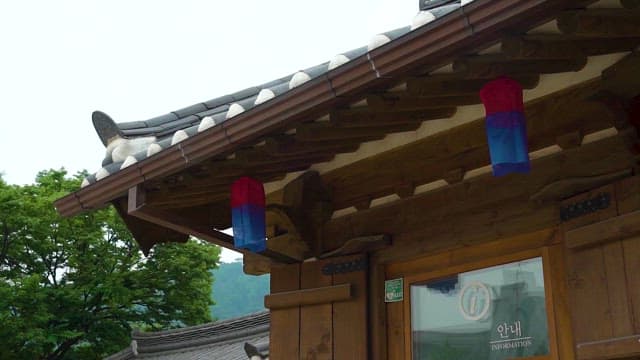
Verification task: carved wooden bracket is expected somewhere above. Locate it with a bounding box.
[266,171,333,258]
[126,185,298,264]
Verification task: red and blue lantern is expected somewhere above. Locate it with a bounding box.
[480,77,530,177]
[231,177,266,252]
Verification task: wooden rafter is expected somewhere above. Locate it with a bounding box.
[366,94,481,112]
[406,74,540,96]
[264,136,361,156]
[295,122,422,142]
[329,107,457,127]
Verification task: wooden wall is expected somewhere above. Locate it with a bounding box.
[563,177,640,360]
[379,176,640,360]
[268,254,368,360]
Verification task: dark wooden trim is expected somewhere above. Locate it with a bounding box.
[565,210,640,249]
[264,283,352,310]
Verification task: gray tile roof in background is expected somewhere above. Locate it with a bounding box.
[85,0,473,187]
[105,311,270,360]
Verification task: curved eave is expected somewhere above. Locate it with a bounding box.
[55,0,574,217]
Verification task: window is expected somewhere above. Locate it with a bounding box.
[409,257,550,360]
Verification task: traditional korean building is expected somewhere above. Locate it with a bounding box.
[57,0,640,359]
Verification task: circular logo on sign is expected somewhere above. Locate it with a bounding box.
[458,281,492,321]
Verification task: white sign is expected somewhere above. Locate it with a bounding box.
[457,281,492,321]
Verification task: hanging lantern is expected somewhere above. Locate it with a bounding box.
[479,76,530,176]
[231,177,266,252]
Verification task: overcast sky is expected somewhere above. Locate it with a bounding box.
[0,0,417,261]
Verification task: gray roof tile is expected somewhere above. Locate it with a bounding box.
[105,312,270,360]
[203,95,235,109]
[229,87,261,101]
[172,103,209,119]
[118,121,148,130]
[195,105,229,118]
[145,113,180,127]
[121,127,164,137]
[341,46,368,59]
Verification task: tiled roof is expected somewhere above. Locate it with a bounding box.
[105,311,270,360]
[84,0,474,188]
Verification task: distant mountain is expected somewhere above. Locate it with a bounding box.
[210,261,270,320]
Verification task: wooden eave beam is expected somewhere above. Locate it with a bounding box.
[127,185,299,264]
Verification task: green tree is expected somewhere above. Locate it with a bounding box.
[0,170,220,359]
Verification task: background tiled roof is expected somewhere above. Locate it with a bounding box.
[105,311,269,360]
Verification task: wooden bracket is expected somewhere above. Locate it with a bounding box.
[127,185,298,264]
[266,171,333,257]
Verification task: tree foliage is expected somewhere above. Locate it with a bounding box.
[0,170,220,359]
